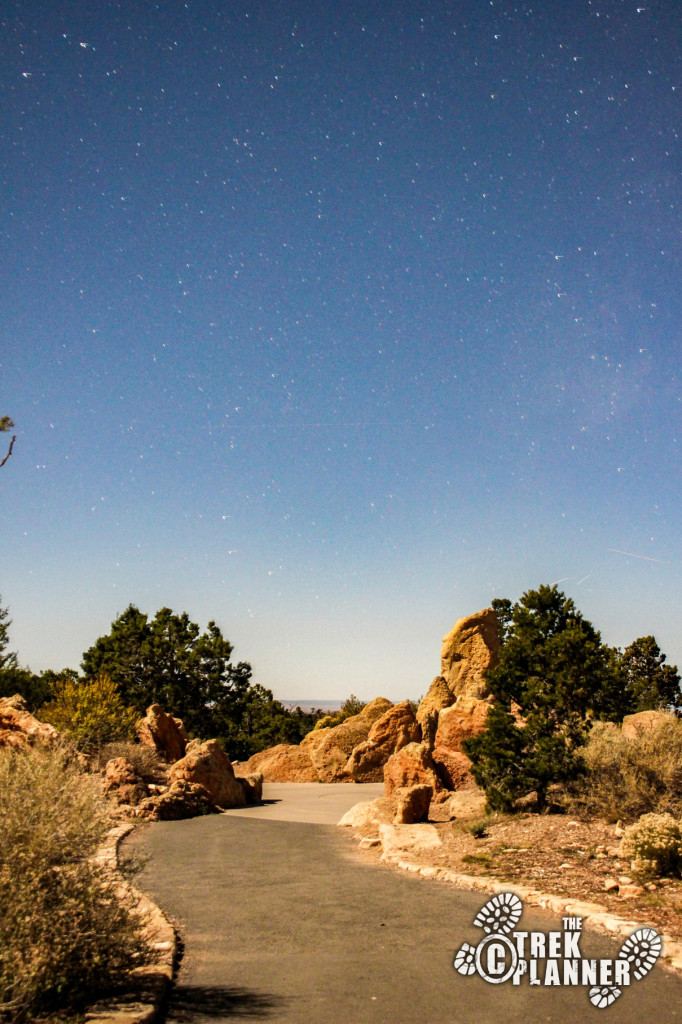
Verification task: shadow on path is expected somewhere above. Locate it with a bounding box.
[166,983,287,1021]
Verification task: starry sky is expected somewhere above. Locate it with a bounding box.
[2,0,681,702]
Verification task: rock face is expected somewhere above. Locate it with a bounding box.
[345,701,421,782]
[622,710,673,738]
[416,676,454,750]
[394,784,432,824]
[102,757,148,806]
[440,607,499,700]
[0,695,59,749]
[242,743,319,783]
[137,704,188,763]
[431,747,477,791]
[308,697,394,782]
[169,738,246,809]
[383,742,442,797]
[417,609,498,747]
[434,695,493,753]
[243,697,402,784]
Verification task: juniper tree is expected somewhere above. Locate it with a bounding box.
[464,584,624,811]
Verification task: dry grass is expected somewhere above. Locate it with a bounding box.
[90,741,162,781]
[0,745,149,1022]
[566,718,682,822]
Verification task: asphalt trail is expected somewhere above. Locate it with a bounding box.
[128,792,682,1023]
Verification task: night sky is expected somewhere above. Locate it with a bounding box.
[2,0,681,702]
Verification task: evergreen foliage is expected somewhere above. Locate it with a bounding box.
[80,604,322,758]
[465,584,625,811]
[618,635,681,713]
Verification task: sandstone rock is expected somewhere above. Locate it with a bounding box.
[0,695,59,749]
[102,756,148,806]
[434,695,493,752]
[619,883,646,899]
[242,743,319,782]
[432,747,477,791]
[337,797,396,828]
[622,710,673,739]
[383,741,442,797]
[169,739,246,809]
[440,607,499,700]
[394,784,432,824]
[236,771,263,804]
[137,779,214,821]
[345,701,421,782]
[416,676,455,749]
[307,697,394,782]
[379,823,442,858]
[136,704,188,763]
[513,791,540,813]
[448,789,487,820]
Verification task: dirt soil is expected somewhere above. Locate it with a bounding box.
[353,811,682,944]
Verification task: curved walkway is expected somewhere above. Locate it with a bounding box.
[127,784,682,1023]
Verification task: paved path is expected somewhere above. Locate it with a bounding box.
[128,784,682,1024]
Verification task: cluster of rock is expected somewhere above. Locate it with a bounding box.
[242,607,500,822]
[0,696,261,822]
[0,694,59,749]
[103,704,263,820]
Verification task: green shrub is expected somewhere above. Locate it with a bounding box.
[40,674,139,752]
[312,694,366,730]
[620,813,682,877]
[567,717,682,821]
[0,745,148,1021]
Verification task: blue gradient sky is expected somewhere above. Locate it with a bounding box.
[2,0,681,701]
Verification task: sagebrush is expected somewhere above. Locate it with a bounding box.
[91,741,161,781]
[566,717,682,821]
[620,812,682,877]
[0,745,148,1021]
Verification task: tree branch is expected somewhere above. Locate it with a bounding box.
[0,434,16,468]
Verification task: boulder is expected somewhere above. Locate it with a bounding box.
[242,743,319,782]
[416,676,455,750]
[383,741,442,797]
[169,738,246,809]
[137,779,214,821]
[345,701,421,782]
[102,756,148,806]
[440,607,499,700]
[432,747,477,791]
[136,704,188,763]
[434,695,493,753]
[622,710,673,739]
[307,697,394,782]
[236,771,263,804]
[337,797,396,828]
[0,695,59,749]
[448,789,487,820]
[379,823,442,858]
[394,784,432,824]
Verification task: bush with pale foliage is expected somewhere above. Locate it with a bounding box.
[566,716,682,821]
[0,745,148,1021]
[620,812,682,877]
